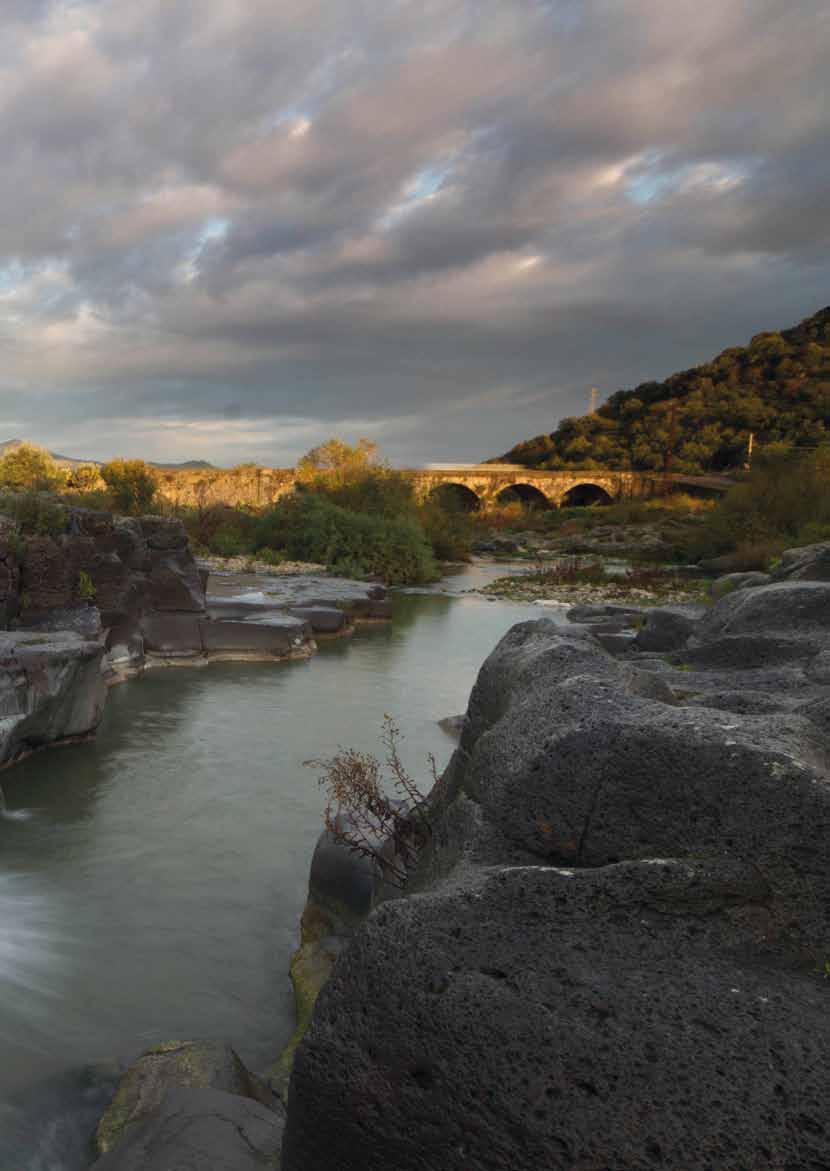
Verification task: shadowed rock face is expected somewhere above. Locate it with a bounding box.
[90,1087,284,1171]
[0,630,106,768]
[283,580,830,1171]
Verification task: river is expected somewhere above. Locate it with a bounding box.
[0,565,561,1168]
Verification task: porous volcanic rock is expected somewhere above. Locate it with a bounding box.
[773,540,830,582]
[284,598,830,1171]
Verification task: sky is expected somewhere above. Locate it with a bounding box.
[0,0,828,468]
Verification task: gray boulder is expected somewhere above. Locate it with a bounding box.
[0,631,106,767]
[284,861,828,1171]
[709,570,771,599]
[95,1040,275,1155]
[91,1087,284,1170]
[633,607,696,652]
[696,580,830,641]
[200,616,310,659]
[284,615,830,1171]
[773,541,830,582]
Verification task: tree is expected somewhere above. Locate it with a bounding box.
[0,443,65,492]
[296,438,379,482]
[100,459,159,515]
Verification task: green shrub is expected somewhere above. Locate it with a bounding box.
[78,570,96,600]
[681,446,830,562]
[0,491,67,536]
[0,444,65,492]
[99,459,159,515]
[253,494,437,585]
[418,499,474,561]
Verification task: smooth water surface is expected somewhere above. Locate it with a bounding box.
[0,576,556,1165]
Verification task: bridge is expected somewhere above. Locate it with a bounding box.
[155,463,734,512]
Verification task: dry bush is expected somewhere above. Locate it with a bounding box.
[305,716,435,887]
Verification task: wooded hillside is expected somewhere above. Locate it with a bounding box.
[498,307,830,473]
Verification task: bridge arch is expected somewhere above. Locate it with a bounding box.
[428,482,482,512]
[494,483,553,510]
[560,482,613,507]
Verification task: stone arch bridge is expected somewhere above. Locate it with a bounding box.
[155,463,732,512]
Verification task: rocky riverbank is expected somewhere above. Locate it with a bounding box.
[0,502,390,771]
[279,540,830,1170]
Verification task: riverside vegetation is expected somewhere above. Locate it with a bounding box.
[3,439,830,597]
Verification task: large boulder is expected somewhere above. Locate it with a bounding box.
[284,862,829,1171]
[284,615,830,1171]
[95,1040,274,1156]
[0,631,106,767]
[91,1087,284,1170]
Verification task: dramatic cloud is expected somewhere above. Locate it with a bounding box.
[1,0,828,464]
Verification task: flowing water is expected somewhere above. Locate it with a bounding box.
[0,567,561,1168]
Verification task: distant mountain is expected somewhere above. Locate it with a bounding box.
[0,440,214,471]
[0,438,98,468]
[496,306,830,474]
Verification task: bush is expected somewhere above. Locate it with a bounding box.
[252,494,438,584]
[0,491,67,536]
[418,499,474,561]
[99,459,159,516]
[683,446,830,562]
[0,444,65,492]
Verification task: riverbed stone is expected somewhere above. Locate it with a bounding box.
[92,1087,284,1170]
[287,606,348,633]
[95,1040,276,1156]
[634,606,696,651]
[0,630,106,767]
[709,570,771,599]
[140,613,204,659]
[773,540,830,582]
[199,616,309,657]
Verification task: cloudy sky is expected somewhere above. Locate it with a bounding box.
[1,1,828,466]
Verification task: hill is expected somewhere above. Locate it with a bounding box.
[497,307,830,473]
[0,440,214,471]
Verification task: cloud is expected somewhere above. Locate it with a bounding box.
[0,0,828,464]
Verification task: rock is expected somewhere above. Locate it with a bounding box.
[634,606,696,651]
[592,630,637,655]
[149,553,206,612]
[287,607,348,634]
[0,631,106,767]
[16,605,103,640]
[709,570,771,599]
[676,634,818,671]
[566,603,644,626]
[773,541,830,582]
[95,1040,275,1156]
[438,714,466,740]
[200,616,310,659]
[693,581,830,649]
[140,614,205,661]
[91,1087,284,1170]
[138,516,189,551]
[284,614,830,1171]
[284,862,829,1171]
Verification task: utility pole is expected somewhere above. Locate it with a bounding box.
[745,432,754,471]
[589,387,599,414]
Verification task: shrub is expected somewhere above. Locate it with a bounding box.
[304,715,433,887]
[99,459,159,516]
[0,444,65,492]
[0,491,67,536]
[78,570,96,601]
[252,493,438,585]
[418,499,474,561]
[681,446,830,562]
